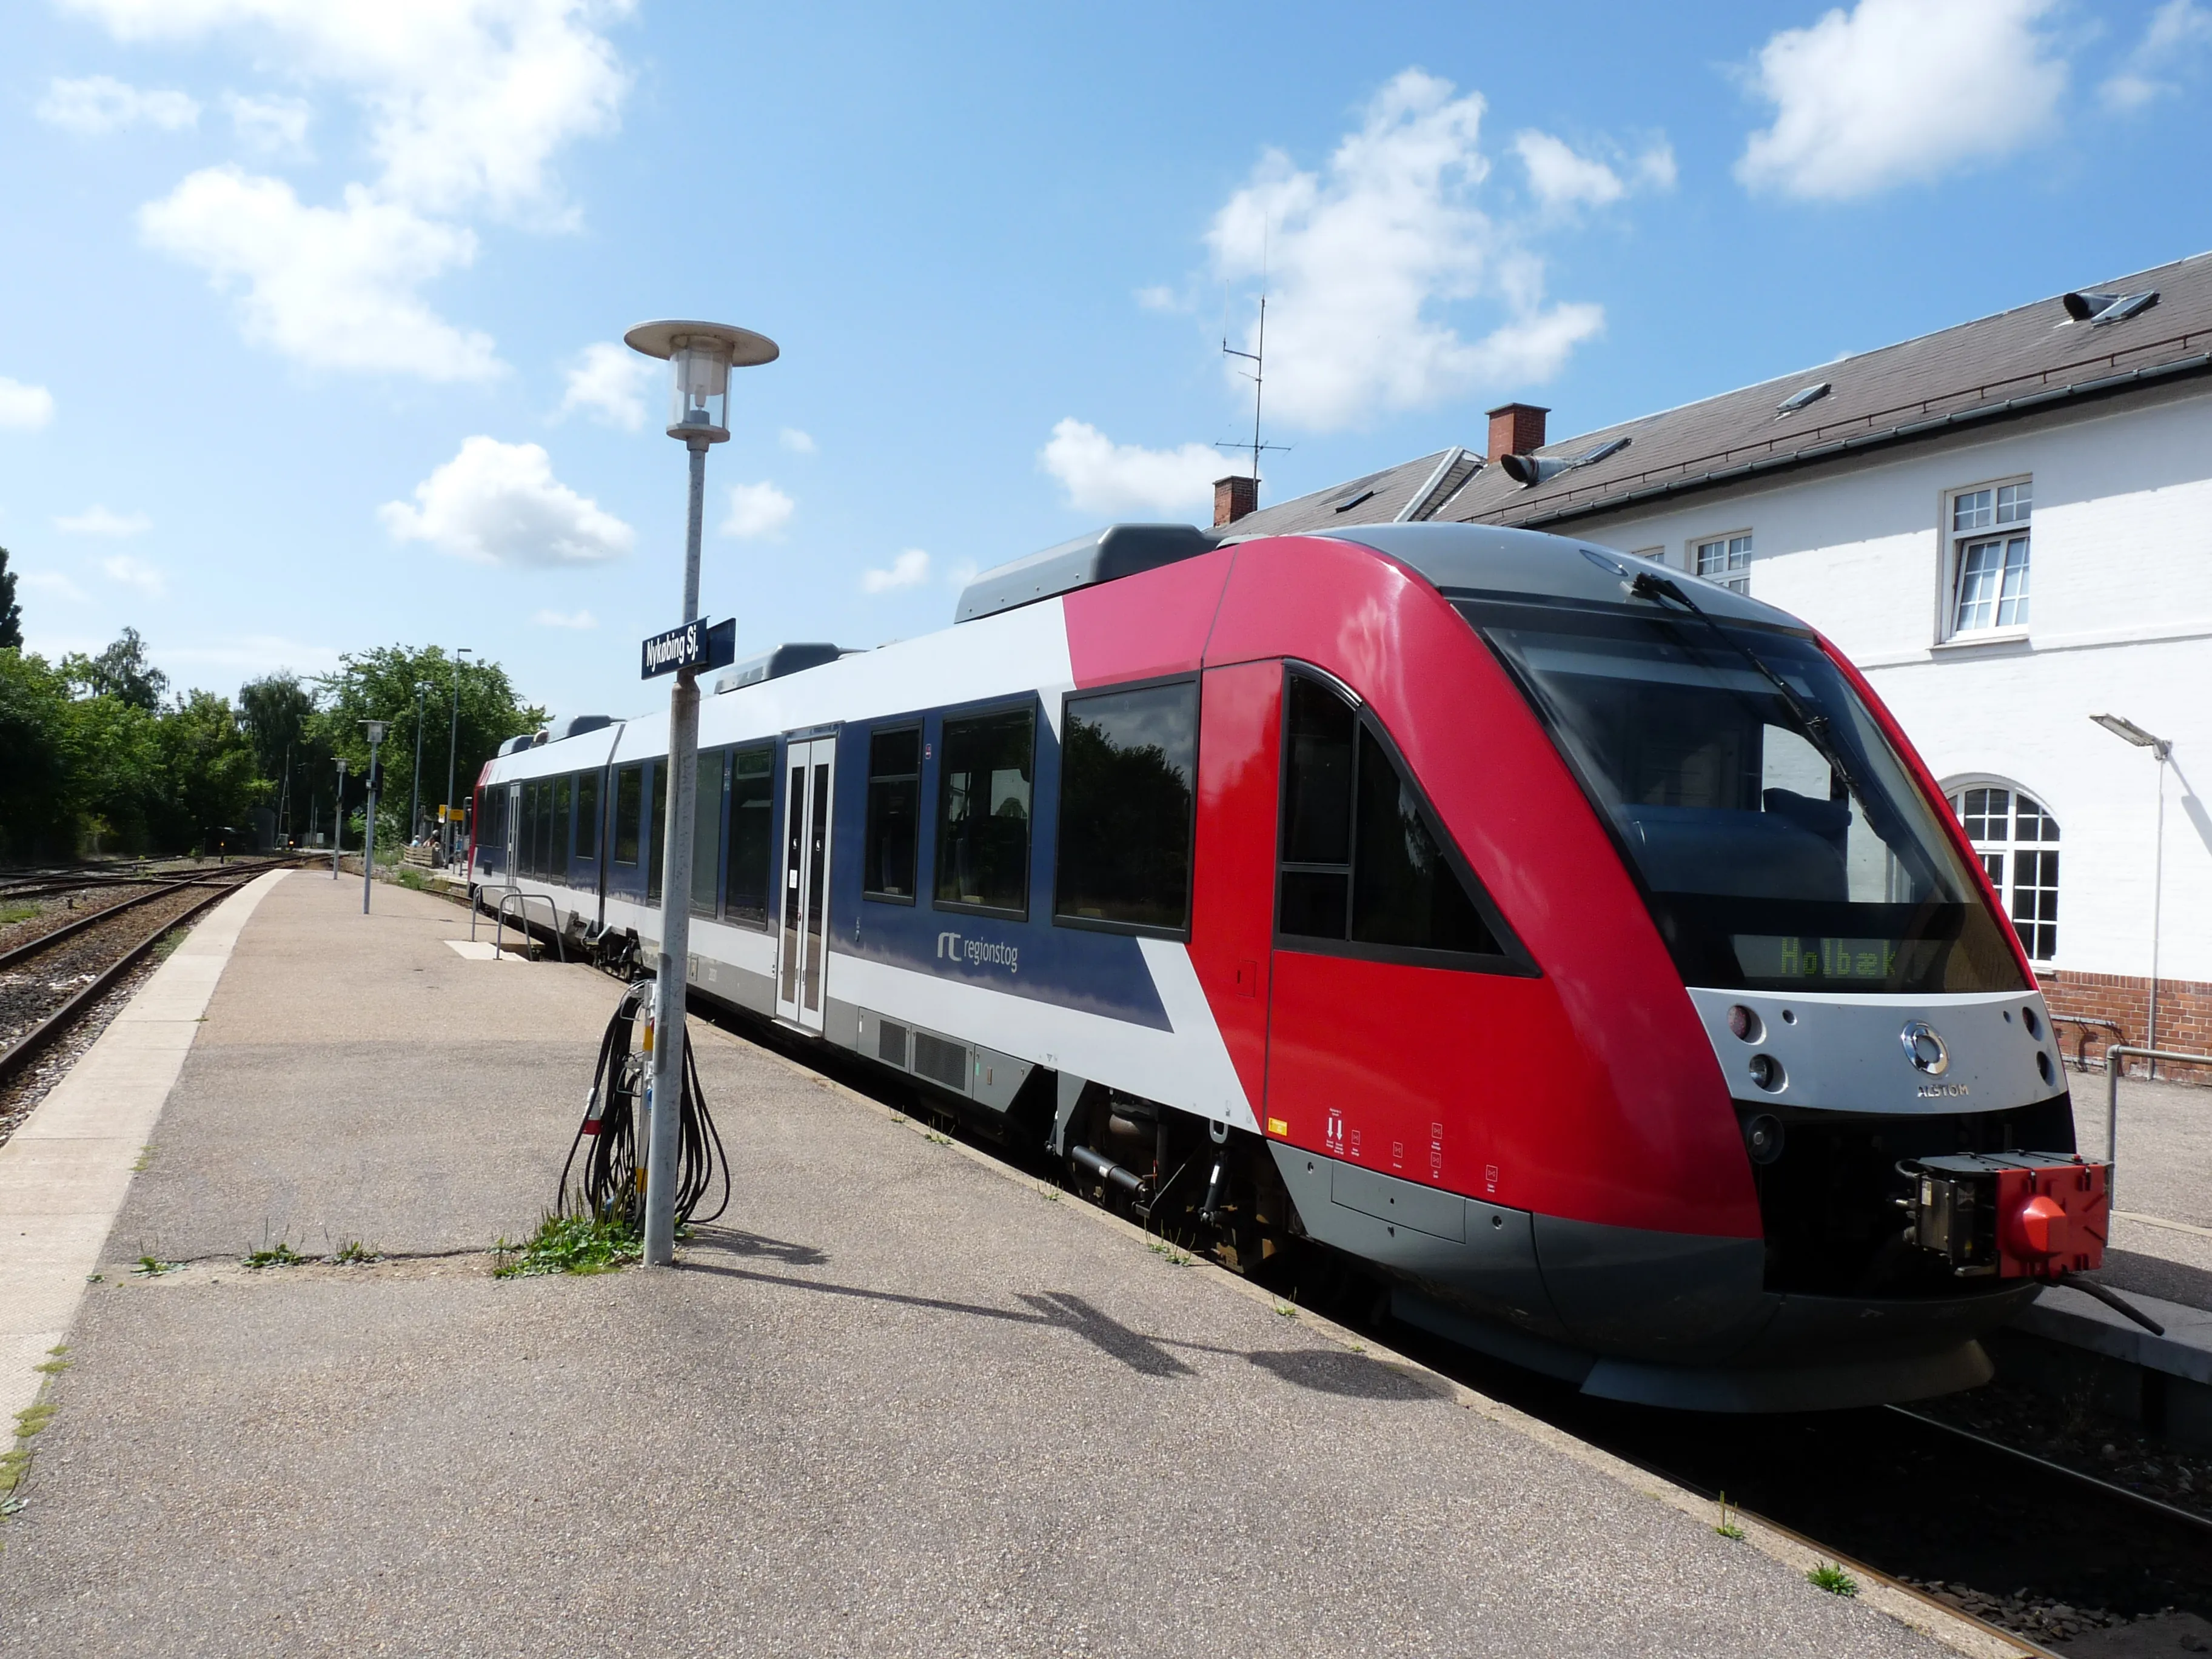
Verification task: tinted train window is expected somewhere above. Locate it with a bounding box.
[646,762,668,902]
[1277,669,1508,964]
[523,780,543,877]
[552,774,573,874]
[574,769,600,860]
[1054,680,1197,933]
[723,747,773,927]
[863,727,922,900]
[935,707,1033,916]
[691,751,723,917]
[613,765,642,865]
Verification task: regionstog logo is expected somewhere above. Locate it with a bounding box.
[938,931,1018,975]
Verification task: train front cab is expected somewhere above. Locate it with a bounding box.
[1177,525,2099,1412]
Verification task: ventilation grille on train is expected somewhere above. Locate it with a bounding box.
[911,1031,968,1092]
[877,1019,910,1069]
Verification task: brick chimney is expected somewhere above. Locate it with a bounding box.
[1213,474,1258,528]
[1487,402,1549,460]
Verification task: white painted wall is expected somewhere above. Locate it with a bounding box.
[1575,385,2212,983]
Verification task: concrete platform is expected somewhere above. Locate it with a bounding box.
[0,873,2004,1657]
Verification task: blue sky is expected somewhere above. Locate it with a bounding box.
[2,0,2208,726]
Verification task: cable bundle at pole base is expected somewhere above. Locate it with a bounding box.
[558,980,729,1232]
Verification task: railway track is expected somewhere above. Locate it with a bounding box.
[0,859,298,1088]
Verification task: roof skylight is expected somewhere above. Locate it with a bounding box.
[1775,381,1831,415]
[2062,289,2160,327]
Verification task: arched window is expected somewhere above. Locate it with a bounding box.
[1947,783,2059,963]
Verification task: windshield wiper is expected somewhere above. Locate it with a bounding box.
[1628,569,1861,798]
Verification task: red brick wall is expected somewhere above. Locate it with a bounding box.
[2041,969,2212,1083]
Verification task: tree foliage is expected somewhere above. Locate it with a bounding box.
[0,546,21,651]
[0,629,544,866]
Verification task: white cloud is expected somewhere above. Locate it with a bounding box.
[532,607,596,629]
[379,435,634,567]
[101,554,166,595]
[56,505,153,537]
[36,74,199,134]
[141,169,499,381]
[862,549,931,593]
[2100,0,2212,110]
[21,571,89,602]
[1632,141,1678,192]
[64,0,630,220]
[558,341,654,428]
[720,480,794,540]
[1737,0,2067,200]
[1134,284,1184,312]
[0,378,56,431]
[1039,418,1221,515]
[777,426,816,454]
[226,90,311,155]
[1206,69,1603,431]
[1514,132,1624,208]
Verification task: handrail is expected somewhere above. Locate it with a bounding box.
[495,888,566,962]
[2103,1045,2212,1204]
[468,882,515,945]
[2049,1013,2126,1073]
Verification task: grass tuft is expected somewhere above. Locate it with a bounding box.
[1806,1561,1858,1597]
[243,1242,306,1270]
[329,1241,380,1265]
[133,1255,180,1277]
[494,1212,643,1278]
[0,903,38,927]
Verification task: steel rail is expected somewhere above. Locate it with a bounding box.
[0,879,204,973]
[0,867,286,1087]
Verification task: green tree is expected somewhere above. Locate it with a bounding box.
[61,627,168,711]
[313,646,544,843]
[0,546,21,651]
[240,671,323,842]
[59,689,163,854]
[152,689,264,854]
[0,648,71,860]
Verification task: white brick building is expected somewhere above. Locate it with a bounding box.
[1224,254,2212,1058]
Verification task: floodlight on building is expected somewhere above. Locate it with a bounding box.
[624,318,780,1269]
[1500,435,1630,488]
[2091,712,2174,1075]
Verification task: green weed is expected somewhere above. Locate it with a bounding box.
[243,1242,306,1270]
[150,927,189,962]
[1273,1302,1299,1319]
[1714,1492,1744,1541]
[132,1255,179,1277]
[494,1212,643,1278]
[329,1241,380,1264]
[0,903,38,927]
[130,1145,154,1173]
[923,1131,952,1146]
[1807,1562,1858,1597]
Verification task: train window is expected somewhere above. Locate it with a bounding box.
[524,780,544,878]
[574,769,600,860]
[863,726,922,902]
[724,747,773,927]
[646,762,668,902]
[934,706,1033,916]
[1054,680,1197,934]
[613,765,642,866]
[553,774,574,874]
[691,751,724,918]
[1278,668,1517,967]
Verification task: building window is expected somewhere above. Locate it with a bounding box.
[1694,532,1752,595]
[1629,546,1665,563]
[863,726,922,900]
[723,746,774,927]
[1276,669,1507,961]
[1948,479,2031,635]
[934,706,1034,916]
[1949,783,2059,962]
[1054,679,1198,934]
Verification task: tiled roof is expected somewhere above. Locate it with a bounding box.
[1227,252,2212,540]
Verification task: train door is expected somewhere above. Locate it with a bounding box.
[775,734,837,1031]
[503,782,520,878]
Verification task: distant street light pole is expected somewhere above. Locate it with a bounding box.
[409,680,432,845]
[444,647,473,868]
[2091,713,2173,1077]
[625,319,779,1268]
[331,757,348,880]
[361,720,388,914]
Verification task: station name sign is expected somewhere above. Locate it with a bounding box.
[640,617,737,680]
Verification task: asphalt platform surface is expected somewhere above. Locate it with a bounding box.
[0,873,1959,1657]
[2065,1067,2212,1311]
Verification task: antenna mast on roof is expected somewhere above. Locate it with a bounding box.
[1218,289,1290,487]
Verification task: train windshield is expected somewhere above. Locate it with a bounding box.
[1467,599,2026,995]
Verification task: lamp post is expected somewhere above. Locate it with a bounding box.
[361,719,388,914]
[625,318,779,1267]
[2091,714,2173,1078]
[444,648,472,868]
[409,680,432,846]
[331,757,348,879]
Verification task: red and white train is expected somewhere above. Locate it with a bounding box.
[471,520,2108,1410]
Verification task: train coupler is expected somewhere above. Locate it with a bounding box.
[1897,1151,2109,1279]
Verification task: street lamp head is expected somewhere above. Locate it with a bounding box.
[623,320,779,443]
[2091,713,2171,756]
[362,719,389,745]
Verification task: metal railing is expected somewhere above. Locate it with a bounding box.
[2049,1013,2126,1073]
[2103,1045,2212,1204]
[468,883,566,962]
